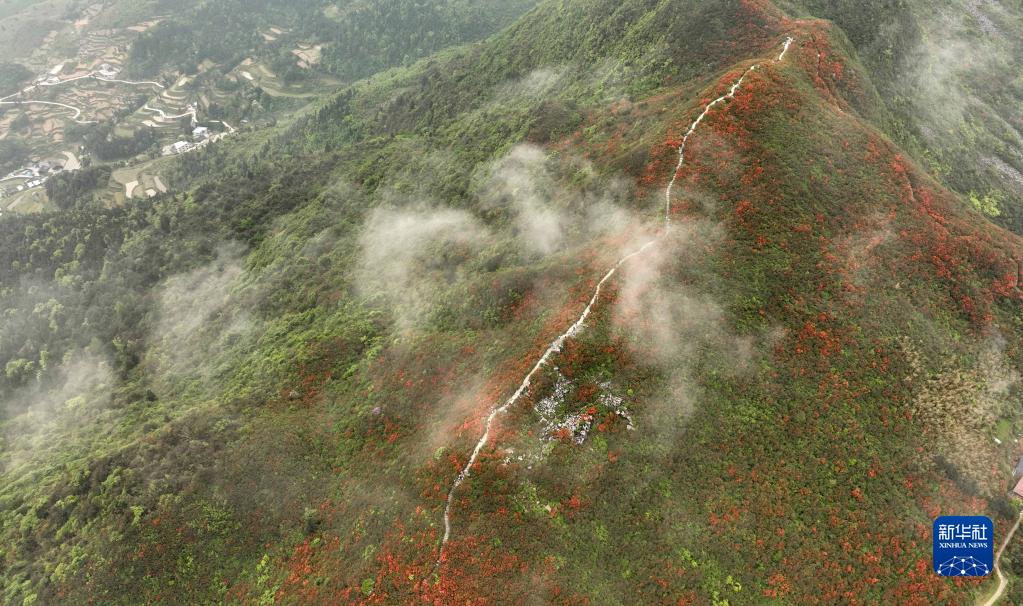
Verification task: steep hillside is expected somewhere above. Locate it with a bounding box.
[779,0,1023,233]
[126,0,541,82]
[1,1,1023,605]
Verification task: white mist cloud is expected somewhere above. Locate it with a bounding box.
[1,349,114,474]
[611,220,748,364]
[602,218,761,442]
[149,243,256,387]
[477,143,644,257]
[903,2,1016,147]
[493,66,568,105]
[481,144,566,255]
[357,203,490,332]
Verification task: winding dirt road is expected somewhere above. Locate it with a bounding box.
[0,70,165,124]
[981,512,1022,606]
[0,99,95,124]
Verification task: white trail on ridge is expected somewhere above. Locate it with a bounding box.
[436,238,658,551]
[664,66,755,225]
[666,36,792,225]
[433,36,794,572]
[778,36,793,61]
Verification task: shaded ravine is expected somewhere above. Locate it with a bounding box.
[432,36,794,572]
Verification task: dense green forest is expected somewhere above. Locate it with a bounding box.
[0,137,29,175]
[127,5,267,77]
[126,0,540,82]
[44,165,111,210]
[315,0,541,80]
[3,0,1023,604]
[0,61,30,95]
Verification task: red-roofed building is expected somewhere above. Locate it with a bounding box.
[1013,476,1023,499]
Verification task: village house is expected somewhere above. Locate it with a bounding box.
[97,63,119,78]
[1012,456,1023,499]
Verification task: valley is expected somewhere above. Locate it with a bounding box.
[0,0,345,214]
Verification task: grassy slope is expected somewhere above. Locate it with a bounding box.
[2,0,1023,604]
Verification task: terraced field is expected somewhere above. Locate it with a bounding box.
[0,0,347,216]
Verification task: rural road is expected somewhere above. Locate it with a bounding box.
[981,511,1023,606]
[0,99,95,124]
[141,103,196,122]
[0,70,165,123]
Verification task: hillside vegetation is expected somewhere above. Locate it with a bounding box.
[2,0,1023,604]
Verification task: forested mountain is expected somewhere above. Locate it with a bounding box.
[3,0,1023,604]
[126,0,540,81]
[780,0,1023,232]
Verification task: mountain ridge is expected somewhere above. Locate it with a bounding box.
[3,0,1023,604]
